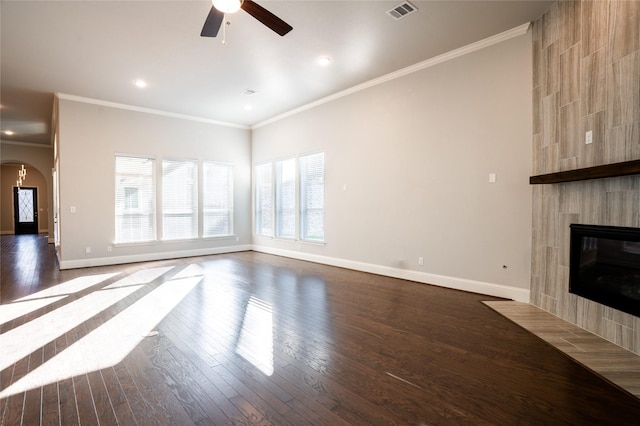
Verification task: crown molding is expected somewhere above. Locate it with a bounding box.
[0,139,53,149]
[252,22,531,129]
[56,93,250,130]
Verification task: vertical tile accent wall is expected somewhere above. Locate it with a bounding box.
[531,0,640,354]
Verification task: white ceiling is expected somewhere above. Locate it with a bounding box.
[0,0,552,146]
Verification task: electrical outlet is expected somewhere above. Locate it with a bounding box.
[418,257,424,266]
[85,247,91,254]
[585,130,593,145]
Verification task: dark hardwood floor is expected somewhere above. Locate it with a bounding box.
[2,234,640,425]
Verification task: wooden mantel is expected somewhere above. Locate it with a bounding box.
[529,160,640,184]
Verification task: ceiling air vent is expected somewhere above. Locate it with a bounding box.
[387,2,418,20]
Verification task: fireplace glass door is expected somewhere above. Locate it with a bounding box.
[570,224,640,317]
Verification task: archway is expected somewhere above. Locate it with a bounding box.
[1,162,49,235]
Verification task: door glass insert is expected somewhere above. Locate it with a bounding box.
[18,189,35,222]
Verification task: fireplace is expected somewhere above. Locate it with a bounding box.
[569,224,640,317]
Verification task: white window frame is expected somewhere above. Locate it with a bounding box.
[254,151,325,243]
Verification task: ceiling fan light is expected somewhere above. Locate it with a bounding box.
[213,0,242,14]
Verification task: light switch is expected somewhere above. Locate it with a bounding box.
[70,206,76,213]
[489,173,497,183]
[585,130,593,145]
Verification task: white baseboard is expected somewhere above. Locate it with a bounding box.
[57,243,530,302]
[252,245,530,303]
[59,244,252,270]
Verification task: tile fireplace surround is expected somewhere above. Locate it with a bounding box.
[530,1,640,355]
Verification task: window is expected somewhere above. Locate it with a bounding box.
[203,162,233,237]
[124,187,139,209]
[254,152,325,242]
[162,160,197,240]
[115,156,156,243]
[255,163,273,237]
[300,152,325,242]
[275,158,296,239]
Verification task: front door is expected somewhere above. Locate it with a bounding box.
[13,187,39,234]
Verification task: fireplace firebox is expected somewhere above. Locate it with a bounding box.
[569,224,640,317]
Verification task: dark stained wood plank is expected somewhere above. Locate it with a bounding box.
[54,331,80,426]
[57,378,79,426]
[123,341,196,425]
[86,370,118,425]
[113,362,156,425]
[142,335,213,425]
[21,347,44,426]
[158,324,254,425]
[41,381,59,426]
[153,334,231,424]
[0,359,14,422]
[99,367,138,426]
[0,392,23,426]
[0,365,22,426]
[73,373,99,426]
[41,338,61,425]
[2,235,640,425]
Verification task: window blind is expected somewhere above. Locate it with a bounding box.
[255,163,273,236]
[275,158,296,239]
[115,156,156,243]
[203,162,233,237]
[162,159,197,240]
[300,152,324,242]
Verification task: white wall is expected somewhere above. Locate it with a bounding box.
[252,31,533,301]
[56,97,252,268]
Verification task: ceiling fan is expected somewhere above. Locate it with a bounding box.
[201,0,293,37]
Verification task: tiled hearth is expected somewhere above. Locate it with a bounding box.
[485,301,640,399]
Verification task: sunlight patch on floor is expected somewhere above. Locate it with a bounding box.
[104,266,174,289]
[16,273,120,302]
[0,269,201,399]
[0,267,175,373]
[0,273,120,326]
[236,296,274,376]
[0,295,66,326]
[0,285,143,372]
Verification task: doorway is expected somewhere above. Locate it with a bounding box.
[13,187,39,234]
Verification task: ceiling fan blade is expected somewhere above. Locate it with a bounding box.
[241,0,293,36]
[201,6,224,37]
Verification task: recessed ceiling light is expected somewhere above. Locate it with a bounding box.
[244,104,254,111]
[241,89,257,96]
[3,130,15,136]
[317,56,332,66]
[134,79,147,88]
